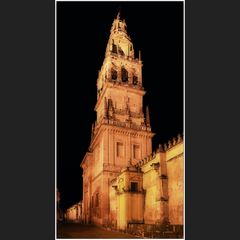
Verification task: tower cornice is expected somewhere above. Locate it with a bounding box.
[89,119,154,150]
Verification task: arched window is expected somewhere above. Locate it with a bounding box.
[112,43,117,54]
[121,67,128,82]
[111,69,117,81]
[133,75,138,85]
[118,46,124,56]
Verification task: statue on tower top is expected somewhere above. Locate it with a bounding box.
[110,10,127,35]
[106,10,135,59]
[116,10,120,20]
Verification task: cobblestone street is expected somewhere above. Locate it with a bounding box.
[57,223,138,238]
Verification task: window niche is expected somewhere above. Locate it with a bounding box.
[133,75,138,85]
[118,46,125,56]
[116,142,124,157]
[111,69,117,81]
[112,43,117,54]
[121,67,128,82]
[130,182,138,192]
[133,144,140,159]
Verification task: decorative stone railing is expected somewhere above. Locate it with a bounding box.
[113,108,144,118]
[134,134,184,168]
[93,118,150,135]
[160,134,183,151]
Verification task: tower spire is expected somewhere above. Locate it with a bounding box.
[110,7,127,35]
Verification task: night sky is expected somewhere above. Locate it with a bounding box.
[57,1,183,211]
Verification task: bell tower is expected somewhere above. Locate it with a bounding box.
[93,12,153,160]
[81,12,154,226]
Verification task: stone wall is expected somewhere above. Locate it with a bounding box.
[166,143,183,225]
[141,156,161,224]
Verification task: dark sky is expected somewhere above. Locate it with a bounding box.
[57,1,183,211]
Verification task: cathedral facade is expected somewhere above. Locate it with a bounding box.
[80,13,183,237]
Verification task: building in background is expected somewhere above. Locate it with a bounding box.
[80,13,183,238]
[65,201,83,223]
[57,189,64,222]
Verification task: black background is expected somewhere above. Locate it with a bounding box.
[57,1,183,210]
[2,0,240,239]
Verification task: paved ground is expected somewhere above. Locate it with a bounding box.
[57,222,138,238]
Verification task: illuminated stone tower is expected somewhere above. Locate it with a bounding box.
[81,13,154,226]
